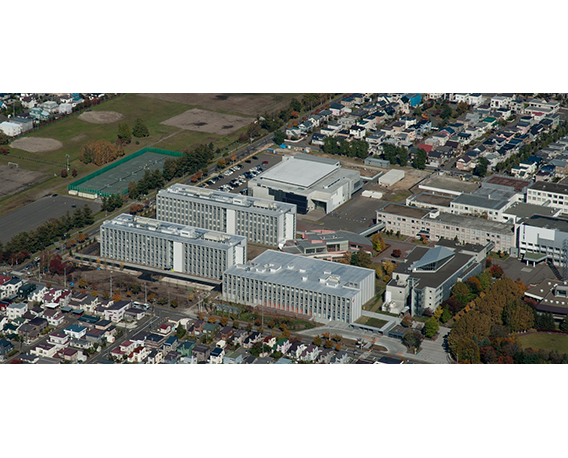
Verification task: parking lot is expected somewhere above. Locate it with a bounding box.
[199,150,283,196]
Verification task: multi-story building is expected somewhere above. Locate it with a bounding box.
[526,181,568,214]
[100,214,246,281]
[385,241,486,316]
[156,184,296,247]
[517,215,568,265]
[222,251,375,324]
[376,203,515,252]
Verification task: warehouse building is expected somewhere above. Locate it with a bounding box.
[222,250,375,324]
[378,169,405,187]
[247,153,362,214]
[156,184,296,247]
[100,214,246,281]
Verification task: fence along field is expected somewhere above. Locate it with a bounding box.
[68,147,182,198]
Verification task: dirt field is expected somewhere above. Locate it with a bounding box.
[11,137,63,153]
[161,108,252,135]
[366,168,431,201]
[78,111,124,124]
[139,93,301,117]
[0,165,46,198]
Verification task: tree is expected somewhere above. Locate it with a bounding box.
[561,316,568,333]
[423,317,439,338]
[128,181,140,200]
[274,130,285,145]
[413,148,427,170]
[82,205,94,225]
[132,118,149,138]
[371,233,385,252]
[112,292,122,302]
[401,315,414,327]
[117,123,131,144]
[71,168,78,177]
[80,139,123,166]
[78,278,88,288]
[313,335,322,346]
[403,330,423,353]
[61,169,68,178]
[351,248,371,268]
[441,103,453,120]
[0,131,9,145]
[176,325,186,339]
[392,249,402,258]
[475,157,489,177]
[323,340,333,349]
[217,159,226,169]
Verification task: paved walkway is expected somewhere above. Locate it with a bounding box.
[299,320,453,364]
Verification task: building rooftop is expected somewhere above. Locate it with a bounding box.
[410,193,454,208]
[504,202,559,219]
[158,184,296,215]
[522,215,568,233]
[436,212,514,234]
[103,214,246,248]
[529,181,568,196]
[418,175,480,195]
[451,193,510,211]
[378,203,430,219]
[225,250,374,298]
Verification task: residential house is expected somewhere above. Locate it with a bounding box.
[6,302,28,320]
[0,278,23,299]
[49,332,69,348]
[192,343,212,362]
[331,350,351,364]
[176,340,196,357]
[163,335,179,352]
[0,339,14,361]
[223,347,247,364]
[63,324,87,340]
[146,350,163,364]
[209,347,225,364]
[0,122,22,137]
[288,341,307,360]
[299,344,321,362]
[317,348,335,364]
[57,347,85,363]
[276,338,291,355]
[243,331,263,348]
[31,342,58,359]
[188,319,205,335]
[231,329,248,346]
[128,346,150,363]
[329,102,346,117]
[103,300,130,322]
[456,154,475,171]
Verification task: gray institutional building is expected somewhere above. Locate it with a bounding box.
[100,214,246,281]
[223,250,375,323]
[156,184,296,247]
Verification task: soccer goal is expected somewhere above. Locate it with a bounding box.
[8,162,19,168]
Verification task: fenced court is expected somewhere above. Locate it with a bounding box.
[68,147,182,198]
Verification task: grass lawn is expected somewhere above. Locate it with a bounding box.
[518,332,568,353]
[389,190,411,202]
[356,316,388,329]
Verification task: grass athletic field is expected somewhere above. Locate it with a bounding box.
[0,93,299,215]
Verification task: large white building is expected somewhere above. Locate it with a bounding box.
[156,184,296,247]
[527,181,568,214]
[100,214,246,281]
[247,153,362,214]
[222,250,375,324]
[517,215,568,265]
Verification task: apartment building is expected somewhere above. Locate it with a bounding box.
[100,214,246,281]
[156,184,296,247]
[517,215,568,265]
[222,251,375,324]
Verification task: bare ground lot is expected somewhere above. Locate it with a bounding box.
[365,168,431,202]
[0,165,46,198]
[161,108,252,135]
[10,137,63,153]
[78,111,124,124]
[139,93,301,117]
[0,195,99,244]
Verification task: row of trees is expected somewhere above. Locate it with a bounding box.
[383,144,408,166]
[79,139,125,166]
[322,136,369,159]
[117,118,150,144]
[101,194,124,212]
[0,205,94,265]
[128,169,165,200]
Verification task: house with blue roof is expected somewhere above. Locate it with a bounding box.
[64,324,87,339]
